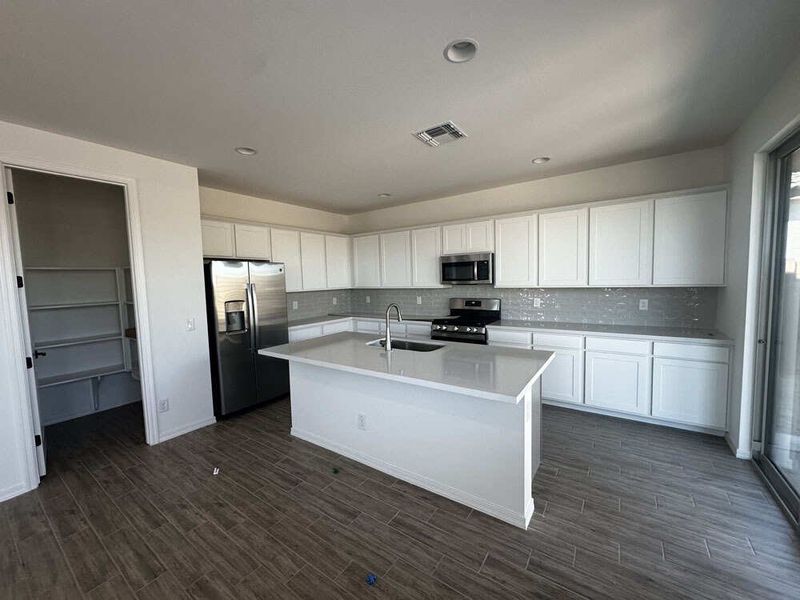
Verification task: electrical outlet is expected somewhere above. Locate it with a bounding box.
[185,318,195,331]
[357,413,367,430]
[416,296,422,305]
[332,296,338,305]
[639,299,649,311]
[533,298,542,308]
[292,300,298,310]
[365,295,371,304]
[158,398,170,413]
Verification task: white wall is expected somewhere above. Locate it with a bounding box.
[349,147,728,233]
[718,54,800,458]
[200,186,351,234]
[0,120,214,501]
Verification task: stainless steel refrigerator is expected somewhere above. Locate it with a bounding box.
[204,259,289,416]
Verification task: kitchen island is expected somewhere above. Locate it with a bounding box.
[259,332,554,528]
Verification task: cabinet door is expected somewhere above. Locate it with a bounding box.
[466,220,494,252]
[495,215,537,287]
[300,232,327,290]
[411,227,442,287]
[585,351,651,415]
[234,223,271,260]
[653,191,726,286]
[539,208,588,286]
[441,224,466,254]
[589,200,652,286]
[380,231,412,287]
[271,229,303,292]
[534,348,583,404]
[353,235,381,287]
[652,358,728,428]
[325,236,352,289]
[201,219,235,257]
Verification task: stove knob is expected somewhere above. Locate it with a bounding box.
[452,326,459,331]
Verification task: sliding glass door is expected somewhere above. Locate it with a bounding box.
[759,131,800,525]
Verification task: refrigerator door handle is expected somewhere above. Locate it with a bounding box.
[245,282,256,352]
[249,282,259,350]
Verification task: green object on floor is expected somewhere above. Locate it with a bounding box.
[332,467,339,474]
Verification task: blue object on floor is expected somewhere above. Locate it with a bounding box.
[365,573,377,586]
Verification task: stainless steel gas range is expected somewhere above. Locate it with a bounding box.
[430,298,500,345]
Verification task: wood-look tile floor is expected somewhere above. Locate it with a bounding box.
[2,400,800,599]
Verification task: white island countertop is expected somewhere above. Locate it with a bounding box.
[260,332,554,404]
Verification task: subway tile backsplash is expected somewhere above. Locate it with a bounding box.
[289,286,718,329]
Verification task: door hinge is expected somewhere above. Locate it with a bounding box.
[26,356,32,369]
[16,275,23,288]
[34,434,41,447]
[6,191,14,205]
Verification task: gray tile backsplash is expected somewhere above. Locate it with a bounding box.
[289,286,718,328]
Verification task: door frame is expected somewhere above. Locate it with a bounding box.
[0,158,159,489]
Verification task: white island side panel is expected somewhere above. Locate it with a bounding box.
[289,361,537,528]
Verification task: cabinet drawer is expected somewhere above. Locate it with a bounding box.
[653,342,729,363]
[322,320,351,336]
[488,329,532,347]
[289,325,322,342]
[586,337,650,355]
[532,333,583,350]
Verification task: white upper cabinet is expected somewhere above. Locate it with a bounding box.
[589,200,653,286]
[270,228,303,292]
[201,219,235,257]
[299,232,327,290]
[653,190,726,286]
[234,223,271,260]
[538,207,588,287]
[380,231,412,288]
[353,235,382,288]
[495,215,538,287]
[325,235,352,289]
[411,227,443,287]
[441,220,494,254]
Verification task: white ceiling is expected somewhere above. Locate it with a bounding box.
[2,1,800,213]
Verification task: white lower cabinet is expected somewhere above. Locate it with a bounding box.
[652,357,728,428]
[585,351,651,415]
[539,349,583,404]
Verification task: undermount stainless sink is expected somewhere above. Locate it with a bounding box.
[367,338,444,352]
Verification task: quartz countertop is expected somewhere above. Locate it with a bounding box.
[490,320,731,343]
[259,332,554,403]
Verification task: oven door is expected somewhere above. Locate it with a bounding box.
[440,253,493,285]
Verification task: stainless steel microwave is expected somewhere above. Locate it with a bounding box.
[440,253,494,285]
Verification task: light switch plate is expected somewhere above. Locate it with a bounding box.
[292,300,298,310]
[639,299,649,311]
[185,318,195,332]
[366,295,371,304]
[533,298,542,308]
[416,296,422,305]
[332,296,338,305]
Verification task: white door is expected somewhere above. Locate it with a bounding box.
[300,232,327,290]
[380,231,412,287]
[353,235,382,287]
[234,224,271,260]
[270,228,303,292]
[652,191,726,286]
[495,215,537,287]
[441,224,466,254]
[536,348,583,404]
[325,235,352,289]
[589,200,653,286]
[652,358,728,428]
[539,207,588,287]
[411,227,442,287]
[585,351,651,415]
[466,220,494,252]
[4,168,46,476]
[201,219,235,257]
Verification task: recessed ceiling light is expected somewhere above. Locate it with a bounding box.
[444,39,478,63]
[234,146,257,156]
[531,157,551,165]
[378,193,392,198]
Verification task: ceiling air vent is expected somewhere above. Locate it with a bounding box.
[413,121,467,147]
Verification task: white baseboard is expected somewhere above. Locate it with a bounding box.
[158,416,216,443]
[292,427,532,529]
[543,399,726,436]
